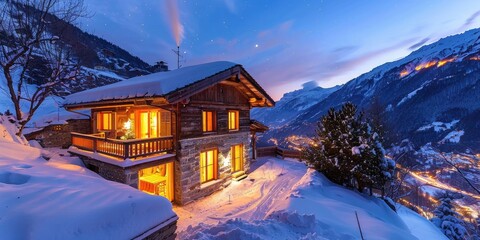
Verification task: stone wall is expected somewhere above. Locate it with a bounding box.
[81,158,127,183]
[174,131,252,205]
[79,155,176,189]
[26,119,91,148]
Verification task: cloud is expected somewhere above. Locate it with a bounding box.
[408,38,430,50]
[302,81,319,90]
[245,37,417,99]
[464,10,480,28]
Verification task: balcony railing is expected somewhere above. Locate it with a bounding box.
[71,132,174,159]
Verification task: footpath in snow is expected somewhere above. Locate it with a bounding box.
[175,157,308,230]
[177,156,447,240]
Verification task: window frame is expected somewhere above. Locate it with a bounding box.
[200,148,218,183]
[202,110,217,133]
[231,144,244,173]
[96,111,113,131]
[228,110,240,131]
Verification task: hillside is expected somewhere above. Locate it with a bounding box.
[0,2,155,98]
[261,28,480,151]
[176,157,446,240]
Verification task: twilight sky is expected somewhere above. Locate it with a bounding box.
[80,0,480,100]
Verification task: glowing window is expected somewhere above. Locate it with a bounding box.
[202,111,216,132]
[96,112,112,131]
[53,125,63,131]
[200,149,218,183]
[231,144,243,172]
[228,110,239,131]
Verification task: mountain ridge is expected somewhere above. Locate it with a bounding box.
[258,28,480,151]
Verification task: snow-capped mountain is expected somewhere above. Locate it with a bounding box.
[263,28,480,151]
[251,82,341,129]
[1,4,154,96]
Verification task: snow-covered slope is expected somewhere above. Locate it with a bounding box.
[251,82,341,129]
[264,28,480,150]
[178,158,446,240]
[0,117,176,239]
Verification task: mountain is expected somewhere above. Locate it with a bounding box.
[251,82,341,129]
[1,3,155,97]
[262,28,480,151]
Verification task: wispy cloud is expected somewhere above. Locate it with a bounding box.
[408,38,430,50]
[464,10,480,28]
[246,37,417,99]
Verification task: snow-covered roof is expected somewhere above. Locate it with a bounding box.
[64,61,239,106]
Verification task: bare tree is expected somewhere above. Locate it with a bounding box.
[438,152,480,195]
[0,0,84,135]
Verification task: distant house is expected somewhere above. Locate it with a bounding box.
[63,61,274,205]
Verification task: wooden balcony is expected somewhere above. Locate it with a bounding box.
[71,132,174,160]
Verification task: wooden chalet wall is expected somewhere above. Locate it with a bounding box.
[179,83,250,140]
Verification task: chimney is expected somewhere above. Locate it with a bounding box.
[153,61,169,72]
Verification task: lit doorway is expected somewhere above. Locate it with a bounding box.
[137,110,171,139]
[138,162,174,201]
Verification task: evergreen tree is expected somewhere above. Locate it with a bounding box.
[431,191,467,240]
[303,102,394,192]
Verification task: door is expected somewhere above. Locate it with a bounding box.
[138,162,175,201]
[138,110,170,139]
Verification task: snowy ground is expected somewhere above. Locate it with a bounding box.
[174,157,307,230]
[177,157,447,240]
[0,116,176,240]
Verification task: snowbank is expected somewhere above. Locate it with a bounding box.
[0,121,176,239]
[179,159,447,240]
[272,169,419,239]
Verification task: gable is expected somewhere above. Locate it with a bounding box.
[64,61,274,110]
[190,84,249,105]
[165,66,274,108]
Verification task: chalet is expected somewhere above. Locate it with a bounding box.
[64,61,274,205]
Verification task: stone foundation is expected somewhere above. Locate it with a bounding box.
[175,131,251,205]
[77,155,175,189]
[135,216,178,240]
[71,131,253,205]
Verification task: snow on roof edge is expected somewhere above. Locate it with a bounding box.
[63,61,240,106]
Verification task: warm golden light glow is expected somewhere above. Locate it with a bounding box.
[202,111,216,132]
[138,109,171,139]
[96,112,112,131]
[228,110,239,131]
[231,144,243,172]
[415,61,438,71]
[399,70,410,77]
[200,149,218,183]
[138,162,174,201]
[123,119,132,130]
[400,57,458,77]
[437,57,455,67]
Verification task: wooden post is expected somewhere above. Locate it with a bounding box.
[93,138,97,153]
[355,211,365,240]
[124,142,129,159]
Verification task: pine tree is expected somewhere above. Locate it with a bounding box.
[431,191,467,240]
[303,102,394,192]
